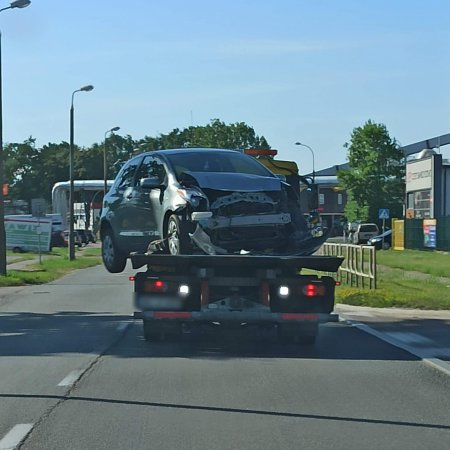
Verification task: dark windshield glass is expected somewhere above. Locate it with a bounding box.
[360,224,378,232]
[164,151,274,179]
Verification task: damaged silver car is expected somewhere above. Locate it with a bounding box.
[100,148,327,273]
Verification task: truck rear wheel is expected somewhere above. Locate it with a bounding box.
[143,320,161,342]
[277,323,318,345]
[143,320,182,342]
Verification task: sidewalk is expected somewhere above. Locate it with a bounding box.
[335,303,450,363]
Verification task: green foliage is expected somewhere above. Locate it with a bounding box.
[4,120,269,206]
[335,249,450,309]
[136,119,269,152]
[377,249,450,278]
[338,120,405,224]
[0,248,101,287]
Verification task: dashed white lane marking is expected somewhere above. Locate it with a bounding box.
[57,369,84,387]
[0,423,34,450]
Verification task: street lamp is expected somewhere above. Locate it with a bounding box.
[69,84,94,261]
[0,0,31,276]
[295,141,316,182]
[104,126,120,199]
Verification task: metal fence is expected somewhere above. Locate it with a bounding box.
[320,243,377,289]
[394,217,450,251]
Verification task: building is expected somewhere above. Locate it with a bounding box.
[299,163,349,236]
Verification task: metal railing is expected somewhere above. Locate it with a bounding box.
[319,243,377,289]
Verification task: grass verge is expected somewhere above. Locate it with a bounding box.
[376,249,450,278]
[0,247,102,287]
[334,248,450,309]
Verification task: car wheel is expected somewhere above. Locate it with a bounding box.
[382,241,391,250]
[102,227,127,273]
[166,214,191,255]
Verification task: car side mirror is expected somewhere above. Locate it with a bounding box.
[140,177,162,190]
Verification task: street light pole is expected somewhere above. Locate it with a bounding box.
[0,0,31,276]
[295,141,316,182]
[104,126,120,200]
[69,85,94,261]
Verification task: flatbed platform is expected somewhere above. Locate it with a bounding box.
[130,253,344,273]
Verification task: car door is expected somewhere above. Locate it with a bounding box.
[134,154,169,242]
[107,156,143,252]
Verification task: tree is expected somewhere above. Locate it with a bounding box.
[338,120,405,223]
[137,119,270,152]
[3,119,269,209]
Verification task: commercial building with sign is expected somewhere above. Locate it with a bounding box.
[405,150,450,219]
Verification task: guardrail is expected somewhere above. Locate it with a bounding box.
[319,243,377,289]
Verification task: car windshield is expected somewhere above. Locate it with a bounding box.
[360,224,378,232]
[164,151,274,180]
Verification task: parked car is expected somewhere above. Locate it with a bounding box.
[352,223,379,244]
[51,230,66,247]
[367,229,392,250]
[86,230,97,243]
[75,230,88,246]
[100,148,328,273]
[63,231,82,247]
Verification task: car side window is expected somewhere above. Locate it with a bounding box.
[116,158,141,191]
[137,155,167,185]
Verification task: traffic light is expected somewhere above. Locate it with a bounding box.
[2,183,8,196]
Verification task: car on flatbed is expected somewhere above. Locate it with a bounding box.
[100,148,327,273]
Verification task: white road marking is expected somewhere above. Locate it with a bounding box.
[383,331,436,346]
[57,369,84,387]
[116,322,131,332]
[423,358,450,377]
[0,423,34,450]
[340,314,450,378]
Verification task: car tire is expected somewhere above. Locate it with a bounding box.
[382,241,391,250]
[102,227,127,273]
[166,214,191,255]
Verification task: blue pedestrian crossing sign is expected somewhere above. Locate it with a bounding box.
[378,208,390,220]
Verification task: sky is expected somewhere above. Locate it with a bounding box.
[2,0,450,175]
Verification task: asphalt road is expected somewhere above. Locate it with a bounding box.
[0,263,449,450]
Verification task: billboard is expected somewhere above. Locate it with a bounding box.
[406,157,433,191]
[5,216,52,252]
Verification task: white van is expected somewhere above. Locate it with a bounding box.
[352,223,379,244]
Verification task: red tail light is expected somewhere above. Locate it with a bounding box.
[129,276,135,282]
[302,283,325,297]
[143,279,167,292]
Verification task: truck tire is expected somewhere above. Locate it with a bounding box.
[102,227,127,273]
[143,320,181,342]
[143,320,161,342]
[278,324,318,345]
[166,214,191,255]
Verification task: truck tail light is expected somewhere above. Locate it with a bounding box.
[178,284,190,296]
[278,285,290,297]
[143,279,167,293]
[302,283,325,297]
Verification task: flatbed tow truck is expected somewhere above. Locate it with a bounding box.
[131,253,343,344]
